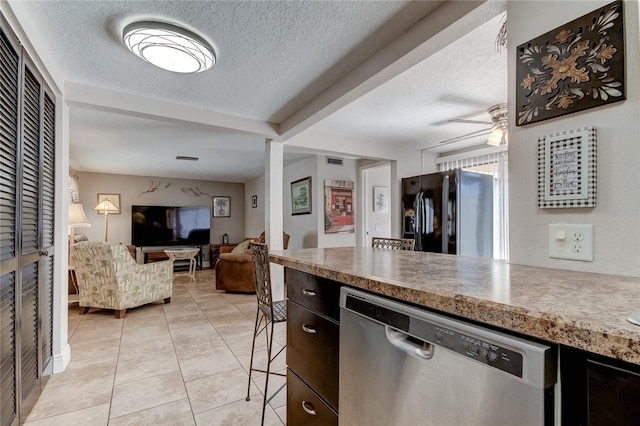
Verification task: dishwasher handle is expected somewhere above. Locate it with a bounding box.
[385,326,434,360]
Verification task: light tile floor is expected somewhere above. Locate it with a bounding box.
[23,269,287,425]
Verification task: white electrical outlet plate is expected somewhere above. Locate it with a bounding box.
[549,224,594,261]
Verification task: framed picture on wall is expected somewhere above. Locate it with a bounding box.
[324,179,355,234]
[96,193,121,215]
[291,176,312,215]
[538,126,597,208]
[373,187,388,213]
[213,196,231,217]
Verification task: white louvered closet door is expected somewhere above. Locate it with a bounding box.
[0,16,56,425]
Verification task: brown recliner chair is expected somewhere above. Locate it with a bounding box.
[215,231,290,293]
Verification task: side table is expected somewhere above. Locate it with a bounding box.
[68,264,78,294]
[165,248,200,282]
[68,264,79,304]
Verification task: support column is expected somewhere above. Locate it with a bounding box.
[265,139,285,299]
[390,160,400,238]
[53,99,70,373]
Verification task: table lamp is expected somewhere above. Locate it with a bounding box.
[68,203,91,243]
[93,199,119,242]
[69,203,91,276]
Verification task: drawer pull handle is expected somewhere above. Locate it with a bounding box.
[302,324,317,334]
[302,289,316,296]
[302,400,317,416]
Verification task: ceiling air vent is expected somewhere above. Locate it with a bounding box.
[176,156,199,161]
[326,156,343,166]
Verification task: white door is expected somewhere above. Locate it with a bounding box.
[362,163,391,247]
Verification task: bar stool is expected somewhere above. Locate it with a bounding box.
[371,236,415,250]
[245,242,286,425]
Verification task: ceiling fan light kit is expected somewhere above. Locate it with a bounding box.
[487,127,507,146]
[486,103,508,146]
[123,21,216,73]
[434,102,508,149]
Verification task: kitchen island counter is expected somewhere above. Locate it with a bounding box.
[270,247,640,365]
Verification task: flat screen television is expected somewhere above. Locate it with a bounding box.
[131,205,211,247]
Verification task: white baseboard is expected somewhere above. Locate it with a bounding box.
[52,343,71,373]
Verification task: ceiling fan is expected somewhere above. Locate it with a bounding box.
[436,103,507,147]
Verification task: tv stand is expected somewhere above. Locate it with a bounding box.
[136,245,204,270]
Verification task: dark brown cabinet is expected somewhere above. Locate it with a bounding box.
[561,346,640,426]
[287,301,340,410]
[286,269,341,424]
[287,269,341,321]
[287,369,338,426]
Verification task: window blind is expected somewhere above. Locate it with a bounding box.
[437,146,509,260]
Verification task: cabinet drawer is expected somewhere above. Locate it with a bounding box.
[288,369,338,426]
[287,300,339,410]
[286,268,341,321]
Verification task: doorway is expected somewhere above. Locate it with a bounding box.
[361,162,392,247]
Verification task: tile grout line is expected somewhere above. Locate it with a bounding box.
[106,307,125,425]
[52,270,284,425]
[170,281,199,426]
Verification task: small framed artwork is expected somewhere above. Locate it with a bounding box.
[324,179,354,234]
[251,195,257,208]
[291,176,312,215]
[538,126,597,208]
[373,187,388,213]
[212,196,231,217]
[96,193,121,215]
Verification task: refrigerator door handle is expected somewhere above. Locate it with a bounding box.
[442,176,449,254]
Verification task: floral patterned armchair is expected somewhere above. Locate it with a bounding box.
[70,241,173,318]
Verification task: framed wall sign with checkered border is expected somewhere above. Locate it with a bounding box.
[538,126,597,208]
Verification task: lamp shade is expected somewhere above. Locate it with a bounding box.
[93,199,120,213]
[68,203,91,227]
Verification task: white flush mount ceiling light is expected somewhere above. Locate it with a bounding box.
[486,103,508,146]
[123,21,215,73]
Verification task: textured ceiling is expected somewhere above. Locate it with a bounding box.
[315,13,507,152]
[24,0,440,122]
[11,0,506,181]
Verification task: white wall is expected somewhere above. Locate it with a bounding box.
[316,156,358,248]
[76,172,245,245]
[276,155,361,248]
[507,0,640,276]
[244,175,265,239]
[283,156,319,248]
[286,129,431,239]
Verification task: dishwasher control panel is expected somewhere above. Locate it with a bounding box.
[415,324,524,378]
[445,328,523,377]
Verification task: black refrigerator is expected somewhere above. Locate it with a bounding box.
[402,169,493,258]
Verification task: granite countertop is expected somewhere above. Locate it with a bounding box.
[270,247,640,365]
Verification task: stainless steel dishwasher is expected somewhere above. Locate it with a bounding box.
[339,288,556,426]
